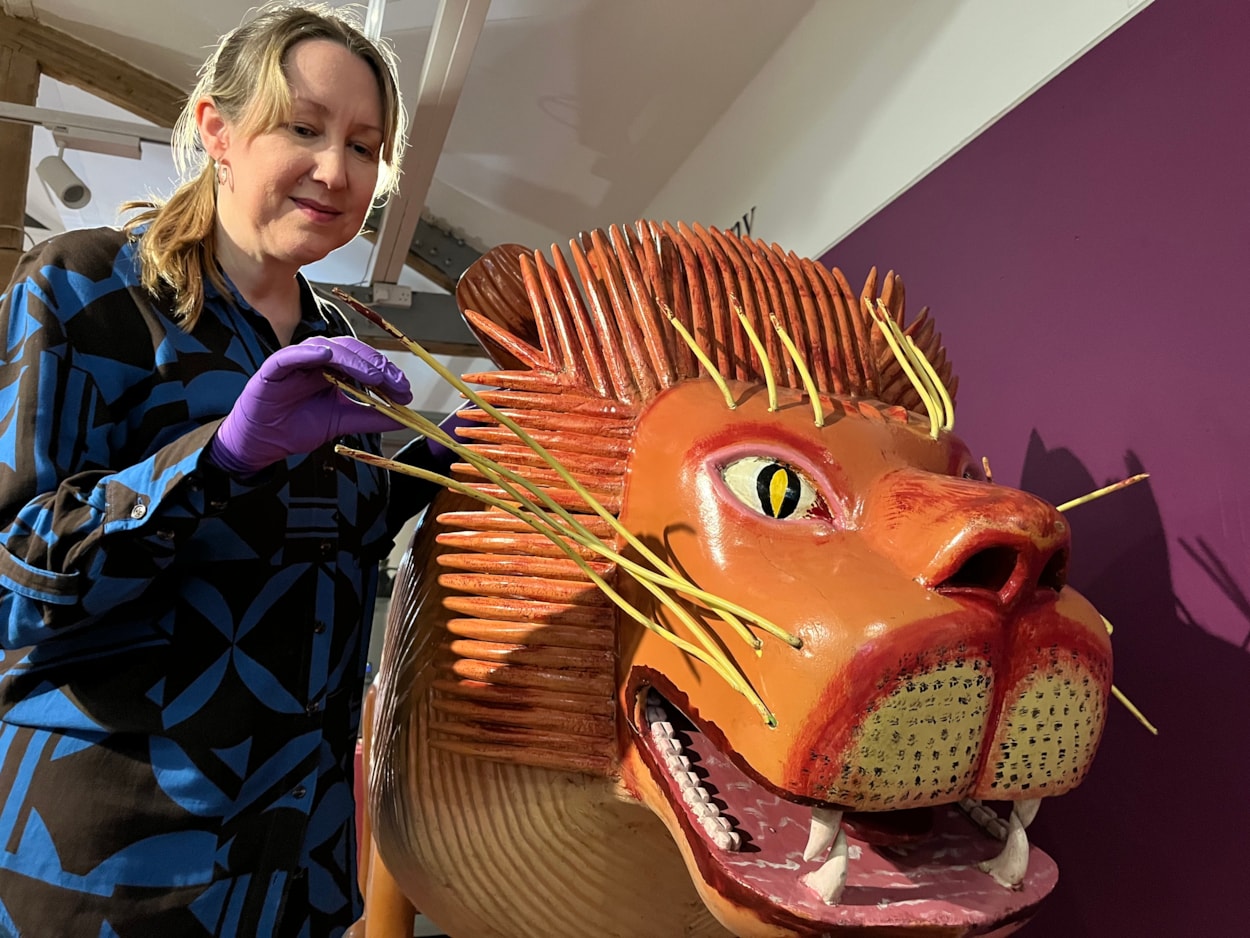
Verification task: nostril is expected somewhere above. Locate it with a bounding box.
[1038,548,1068,592]
[936,546,1019,595]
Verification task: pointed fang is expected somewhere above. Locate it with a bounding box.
[801,827,849,904]
[978,801,1040,888]
[803,806,844,862]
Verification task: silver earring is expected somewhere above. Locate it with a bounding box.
[216,161,231,188]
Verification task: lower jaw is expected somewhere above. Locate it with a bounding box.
[684,801,1056,934]
[637,699,1057,934]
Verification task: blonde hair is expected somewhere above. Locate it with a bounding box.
[124,2,407,326]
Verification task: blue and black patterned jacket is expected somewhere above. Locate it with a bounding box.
[0,226,420,937]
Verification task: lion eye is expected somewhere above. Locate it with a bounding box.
[721,457,821,520]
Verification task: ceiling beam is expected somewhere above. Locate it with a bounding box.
[371,0,490,285]
[0,2,36,20]
[0,10,185,127]
[0,42,39,284]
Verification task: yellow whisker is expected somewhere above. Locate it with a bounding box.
[331,376,779,653]
[903,334,946,432]
[328,292,803,724]
[1101,616,1157,734]
[1056,474,1150,513]
[331,375,774,666]
[730,295,778,412]
[338,445,777,726]
[769,315,824,428]
[329,290,800,654]
[904,334,955,432]
[1111,685,1159,735]
[982,456,994,484]
[660,303,736,410]
[435,440,766,670]
[869,301,941,439]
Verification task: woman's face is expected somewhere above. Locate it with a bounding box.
[207,38,387,272]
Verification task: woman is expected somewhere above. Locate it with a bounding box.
[0,4,438,935]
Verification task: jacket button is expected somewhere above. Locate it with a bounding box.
[306,699,322,714]
[292,785,307,799]
[313,621,327,635]
[319,540,334,556]
[130,503,147,520]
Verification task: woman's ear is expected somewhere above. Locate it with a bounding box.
[195,97,230,162]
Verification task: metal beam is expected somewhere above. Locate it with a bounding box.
[405,215,484,294]
[363,208,484,294]
[370,0,490,285]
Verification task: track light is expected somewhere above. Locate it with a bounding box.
[36,149,91,210]
[0,102,172,212]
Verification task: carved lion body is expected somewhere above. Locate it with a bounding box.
[360,222,1111,937]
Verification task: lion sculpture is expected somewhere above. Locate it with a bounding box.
[348,221,1112,938]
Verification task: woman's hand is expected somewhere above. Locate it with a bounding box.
[209,336,412,476]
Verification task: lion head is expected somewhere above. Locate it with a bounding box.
[363,221,1112,938]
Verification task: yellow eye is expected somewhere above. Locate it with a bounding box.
[721,456,821,520]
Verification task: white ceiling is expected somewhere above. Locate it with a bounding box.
[6,0,816,417]
[16,0,815,254]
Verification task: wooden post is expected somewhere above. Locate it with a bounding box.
[0,43,39,286]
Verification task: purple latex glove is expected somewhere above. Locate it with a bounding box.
[209,336,413,476]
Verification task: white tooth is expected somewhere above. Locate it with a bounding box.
[645,707,666,723]
[801,827,849,904]
[699,816,724,837]
[682,785,710,805]
[803,806,843,862]
[712,830,741,852]
[978,808,1031,888]
[692,801,719,819]
[665,737,683,753]
[1013,797,1041,829]
[664,752,691,772]
[684,771,702,787]
[650,721,674,740]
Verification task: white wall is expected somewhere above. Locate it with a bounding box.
[643,0,1153,259]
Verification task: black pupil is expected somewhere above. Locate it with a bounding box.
[755,464,801,519]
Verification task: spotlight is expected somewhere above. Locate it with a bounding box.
[36,150,91,210]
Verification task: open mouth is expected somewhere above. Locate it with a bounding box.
[634,686,1057,934]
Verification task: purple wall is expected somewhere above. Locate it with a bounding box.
[821,1,1250,935]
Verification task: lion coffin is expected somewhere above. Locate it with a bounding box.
[359,221,1112,938]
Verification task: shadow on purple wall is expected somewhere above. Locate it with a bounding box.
[1016,434,1250,936]
[818,0,1250,931]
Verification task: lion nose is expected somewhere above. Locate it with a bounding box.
[862,468,1070,612]
[930,526,1069,610]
